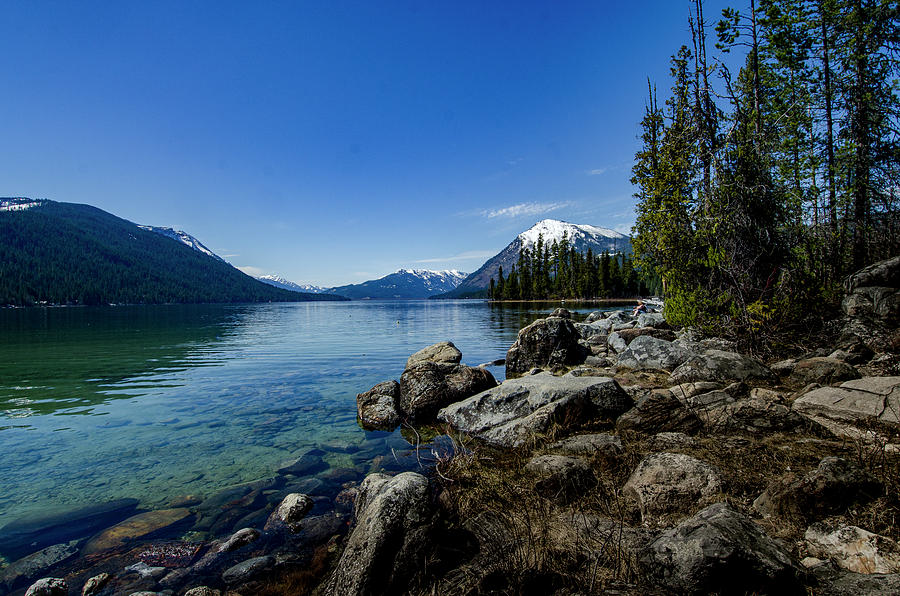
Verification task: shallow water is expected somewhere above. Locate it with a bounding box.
[0,300,619,533]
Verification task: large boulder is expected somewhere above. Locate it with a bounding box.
[753,457,882,522]
[438,373,632,448]
[616,389,702,435]
[639,502,799,595]
[788,357,861,387]
[399,362,496,421]
[791,376,900,446]
[842,255,900,325]
[616,335,695,371]
[548,433,624,463]
[406,341,462,369]
[524,454,595,500]
[805,523,900,574]
[506,316,588,377]
[324,472,434,596]
[623,453,722,520]
[708,390,805,433]
[356,380,401,430]
[669,349,774,384]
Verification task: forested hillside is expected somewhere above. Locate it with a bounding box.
[631,0,898,341]
[0,200,347,306]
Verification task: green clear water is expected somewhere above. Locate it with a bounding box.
[0,301,615,530]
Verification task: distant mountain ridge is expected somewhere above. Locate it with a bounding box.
[258,275,329,294]
[261,269,466,300]
[440,219,631,298]
[0,198,346,306]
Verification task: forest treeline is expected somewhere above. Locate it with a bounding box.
[488,233,655,301]
[639,0,897,340]
[0,201,346,306]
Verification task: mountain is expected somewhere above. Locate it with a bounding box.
[439,219,631,298]
[326,269,468,300]
[138,225,225,262]
[257,274,328,294]
[0,198,347,306]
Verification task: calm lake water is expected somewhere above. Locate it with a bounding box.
[0,300,619,535]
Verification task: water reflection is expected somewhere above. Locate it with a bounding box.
[0,305,245,420]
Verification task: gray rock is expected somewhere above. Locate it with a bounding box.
[806,523,900,574]
[325,472,433,596]
[791,376,900,446]
[649,432,696,450]
[623,453,722,520]
[356,380,401,430]
[549,307,573,319]
[23,578,67,596]
[607,331,628,354]
[405,341,462,369]
[81,573,112,596]
[669,349,774,384]
[843,255,900,324]
[616,389,702,435]
[710,393,805,432]
[669,381,722,400]
[636,312,666,328]
[264,493,313,532]
[524,454,595,500]
[437,373,632,448]
[810,565,900,596]
[753,457,882,521]
[506,316,589,377]
[788,357,861,387]
[574,321,609,339]
[221,555,274,584]
[639,502,799,595]
[616,335,695,371]
[183,588,221,596]
[399,363,496,421]
[548,433,624,462]
[218,527,260,552]
[584,311,604,323]
[0,541,77,591]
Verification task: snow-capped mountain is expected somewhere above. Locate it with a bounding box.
[257,274,329,294]
[326,269,468,300]
[444,219,631,297]
[138,225,225,262]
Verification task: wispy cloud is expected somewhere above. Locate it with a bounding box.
[480,201,572,219]
[587,167,607,176]
[414,250,496,264]
[237,265,267,277]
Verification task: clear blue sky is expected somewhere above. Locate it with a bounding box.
[2,1,739,286]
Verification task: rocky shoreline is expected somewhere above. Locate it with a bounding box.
[5,255,900,595]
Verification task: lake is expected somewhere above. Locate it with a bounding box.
[0,300,620,545]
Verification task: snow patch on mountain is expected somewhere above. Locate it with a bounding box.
[138,225,224,262]
[0,198,44,212]
[518,219,627,249]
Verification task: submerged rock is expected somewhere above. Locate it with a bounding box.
[81,508,192,555]
[438,373,632,448]
[0,498,139,560]
[221,555,274,584]
[639,502,799,595]
[0,541,77,592]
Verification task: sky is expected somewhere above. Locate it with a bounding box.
[1,1,741,287]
